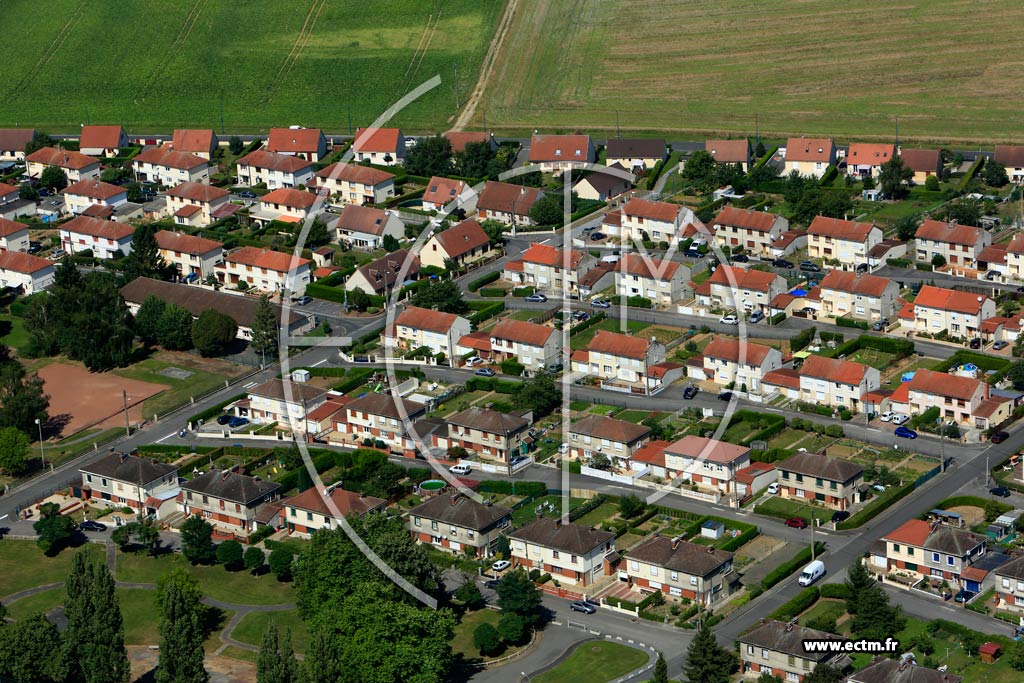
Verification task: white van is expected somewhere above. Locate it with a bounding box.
[798,560,826,586]
[449,464,472,475]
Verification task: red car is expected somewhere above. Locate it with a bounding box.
[785,517,808,529]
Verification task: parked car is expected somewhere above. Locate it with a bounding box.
[449,464,472,475]
[227,417,249,429]
[954,590,976,603]
[894,426,918,439]
[236,190,256,199]
[719,314,739,325]
[717,391,734,402]
[731,254,750,263]
[891,414,910,425]
[466,356,484,366]
[216,414,233,425]
[991,431,1010,444]
[799,261,821,272]
[475,367,496,377]
[78,520,107,532]
[524,293,548,303]
[785,517,808,529]
[831,510,850,523]
[294,295,312,306]
[748,310,764,324]
[872,319,889,331]
[879,411,895,423]
[492,560,511,573]
[772,259,794,269]
[484,579,501,589]
[49,249,66,261]
[767,483,779,495]
[994,340,1009,350]
[969,338,982,349]
[570,601,597,614]
[801,306,816,315]
[547,363,564,373]
[588,232,606,241]
[683,386,698,400]
[990,486,1012,498]
[591,299,611,309]
[572,311,590,322]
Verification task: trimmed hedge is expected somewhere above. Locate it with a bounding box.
[512,286,535,297]
[770,587,820,621]
[836,317,869,330]
[568,311,606,335]
[275,451,337,493]
[818,165,838,187]
[837,483,914,530]
[468,272,500,292]
[958,157,984,192]
[719,525,760,552]
[769,312,786,325]
[479,287,507,297]
[762,542,826,590]
[468,301,505,327]
[478,480,547,497]
[332,367,376,393]
[819,583,851,600]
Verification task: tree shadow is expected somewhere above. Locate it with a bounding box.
[204,605,229,639]
[129,345,157,365]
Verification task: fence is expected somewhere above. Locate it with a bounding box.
[581,465,645,485]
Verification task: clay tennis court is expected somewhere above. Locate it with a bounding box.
[38,363,169,436]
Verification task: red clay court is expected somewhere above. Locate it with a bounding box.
[38,363,168,436]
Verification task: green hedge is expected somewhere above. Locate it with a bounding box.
[959,157,984,192]
[479,287,507,297]
[769,312,786,325]
[500,358,525,376]
[770,587,820,621]
[818,165,838,187]
[275,451,336,493]
[568,311,606,335]
[719,525,760,552]
[468,272,500,292]
[837,483,914,530]
[819,583,851,600]
[468,301,505,327]
[836,317,869,330]
[762,543,826,590]
[464,376,520,394]
[332,367,376,393]
[512,286,535,297]
[936,495,1012,514]
[189,393,246,425]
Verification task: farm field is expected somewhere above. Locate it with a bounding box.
[1,0,501,133]
[475,0,1024,143]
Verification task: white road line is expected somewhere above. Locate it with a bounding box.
[243,381,258,389]
[156,432,175,443]
[311,358,327,367]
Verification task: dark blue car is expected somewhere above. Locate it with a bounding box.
[895,426,917,439]
[228,417,249,429]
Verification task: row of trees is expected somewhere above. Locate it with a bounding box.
[134,295,238,356]
[0,338,49,476]
[402,135,506,180]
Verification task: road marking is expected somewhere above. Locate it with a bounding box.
[243,381,258,389]
[156,432,175,443]
[311,359,327,367]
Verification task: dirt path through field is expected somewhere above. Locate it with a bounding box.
[449,0,519,130]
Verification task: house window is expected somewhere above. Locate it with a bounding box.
[414,517,421,527]
[306,511,313,521]
[932,552,939,562]
[650,566,658,577]
[571,555,578,564]
[86,474,92,483]
[553,550,560,560]
[947,556,954,566]
[690,576,698,586]
[630,560,639,571]
[431,521,438,530]
[746,645,754,655]
[670,571,678,581]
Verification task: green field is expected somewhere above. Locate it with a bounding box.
[1,0,501,132]
[533,641,648,683]
[232,608,309,654]
[477,0,1024,143]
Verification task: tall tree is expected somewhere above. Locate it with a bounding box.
[410,278,468,314]
[683,624,735,683]
[878,156,913,200]
[34,501,75,555]
[512,372,561,417]
[63,549,130,683]
[134,295,167,344]
[850,585,904,641]
[983,160,1009,187]
[228,136,244,155]
[681,150,718,193]
[40,166,68,191]
[257,622,300,683]
[455,140,501,178]
[24,132,55,155]
[652,652,669,683]
[803,665,844,683]
[155,569,209,683]
[494,569,543,624]
[303,631,344,683]
[0,361,50,435]
[58,273,135,371]
[250,294,279,359]
[0,426,31,476]
[192,310,237,357]
[403,135,453,177]
[157,303,195,350]
[528,194,565,226]
[844,560,874,615]
[124,223,172,281]
[180,515,216,565]
[0,612,67,683]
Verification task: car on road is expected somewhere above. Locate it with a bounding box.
[449,464,472,475]
[969,338,982,349]
[216,414,233,425]
[831,510,851,523]
[894,426,918,439]
[772,259,794,269]
[589,232,606,241]
[749,310,764,324]
[954,590,976,603]
[591,299,611,309]
[475,367,496,377]
[799,261,821,272]
[767,483,779,495]
[991,431,1010,444]
[785,517,808,529]
[78,520,107,532]
[719,314,739,325]
[717,391,733,401]
[890,414,910,425]
[994,340,1010,350]
[731,254,750,263]
[236,190,256,199]
[524,293,548,303]
[227,417,249,429]
[484,579,501,589]
[879,411,895,423]
[294,295,312,306]
[683,386,699,400]
[872,319,890,331]
[492,560,511,573]
[570,601,597,614]
[990,486,1012,498]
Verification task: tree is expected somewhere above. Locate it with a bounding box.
[879,156,913,200]
[246,296,278,363]
[19,183,39,201]
[683,624,735,683]
[1008,361,1024,390]
[157,303,195,350]
[0,426,30,475]
[850,585,904,640]
[480,219,506,246]
[512,372,560,417]
[473,622,502,656]
[983,160,1009,187]
[528,194,564,226]
[681,150,718,193]
[589,452,611,470]
[155,569,209,683]
[62,548,130,683]
[101,167,130,184]
[618,494,646,519]
[894,215,920,241]
[24,132,55,155]
[42,272,135,371]
[653,652,669,683]
[124,223,171,281]
[962,631,981,656]
[454,578,483,609]
[944,198,982,226]
[0,361,50,436]
[257,622,300,683]
[111,523,133,551]
[134,295,167,344]
[34,501,75,555]
[403,134,453,177]
[244,546,265,574]
[302,631,344,683]
[495,534,511,560]
[455,140,500,178]
[803,665,844,683]
[217,540,244,571]
[381,233,400,252]
[346,287,371,312]
[844,560,874,615]
[931,254,947,268]
[924,175,941,191]
[497,612,525,644]
[0,613,67,683]
[495,569,542,624]
[192,309,237,357]
[410,278,468,314]
[180,515,216,565]
[229,136,244,154]
[1009,639,1024,671]
[268,547,295,582]
[305,218,330,248]
[861,174,876,191]
[40,165,68,190]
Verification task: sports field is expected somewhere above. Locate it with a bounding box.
[1,0,501,133]
[473,0,1024,143]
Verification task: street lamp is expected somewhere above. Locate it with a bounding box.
[35,418,45,470]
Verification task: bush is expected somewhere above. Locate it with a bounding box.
[479,287,507,298]
[497,613,525,644]
[500,358,526,376]
[216,540,244,571]
[468,271,500,292]
[243,546,265,573]
[819,583,851,600]
[836,317,869,330]
[824,425,844,438]
[473,623,502,656]
[268,547,295,581]
[770,587,820,621]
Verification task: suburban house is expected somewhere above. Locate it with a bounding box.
[25,147,101,182]
[334,393,427,453]
[700,336,783,394]
[120,277,315,340]
[217,246,312,296]
[875,518,988,585]
[385,305,471,359]
[345,248,419,296]
[866,239,909,270]
[329,204,403,249]
[408,493,512,558]
[79,452,179,516]
[777,452,864,510]
[1007,233,1024,280]
[818,270,899,322]
[510,518,615,586]
[663,436,751,497]
[910,285,995,338]
[420,218,492,270]
[444,131,496,154]
[769,229,809,259]
[0,128,36,161]
[79,125,128,156]
[476,181,543,227]
[488,318,560,373]
[847,657,963,683]
[132,146,210,186]
[899,148,943,184]
[169,129,218,159]
[351,127,405,165]
[623,535,735,605]
[266,127,328,162]
[528,133,595,172]
[435,407,531,464]
[700,265,787,313]
[739,620,850,681]
[798,355,880,413]
[572,165,632,202]
[251,187,318,226]
[888,368,990,427]
[59,215,134,258]
[620,198,701,244]
[993,555,1024,614]
[244,378,329,429]
[62,179,128,215]
[783,137,837,178]
[313,163,396,205]
[155,230,224,279]
[980,244,1010,279]
[577,330,667,390]
[914,219,991,269]
[421,176,470,213]
[281,484,386,536]
[994,145,1024,183]
[0,217,29,252]
[605,138,666,170]
[519,243,592,296]
[614,254,690,307]
[710,207,788,258]
[178,469,281,536]
[705,139,752,170]
[845,143,895,178]
[807,216,883,270]
[165,182,231,228]
[567,414,650,465]
[236,150,314,189]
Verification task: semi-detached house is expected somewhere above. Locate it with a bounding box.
[888,368,990,427]
[62,179,128,215]
[614,254,690,307]
[700,265,787,313]
[165,182,231,228]
[132,146,211,186]
[334,393,427,453]
[577,330,666,388]
[244,378,328,430]
[710,207,788,259]
[155,230,223,279]
[510,518,615,587]
[623,535,735,605]
[739,620,850,682]
[0,250,56,294]
[252,187,317,226]
[663,436,751,496]
[1006,233,1024,280]
[488,318,560,373]
[236,150,314,189]
[910,285,995,338]
[700,336,782,394]
[313,163,396,205]
[914,219,990,269]
[818,270,899,322]
[875,518,988,585]
[435,406,530,465]
[386,305,471,359]
[797,354,880,413]
[567,414,650,465]
[281,484,386,537]
[79,452,178,515]
[520,243,592,296]
[59,215,134,258]
[776,452,864,511]
[25,147,101,182]
[408,492,511,558]
[217,246,311,296]
[528,133,595,172]
[476,181,542,227]
[807,216,882,270]
[179,469,281,536]
[993,554,1024,614]
[621,198,701,244]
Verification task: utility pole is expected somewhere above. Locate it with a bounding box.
[616,110,621,140]
[895,116,900,148]
[755,113,759,148]
[123,389,130,437]
[810,518,816,561]
[35,418,45,470]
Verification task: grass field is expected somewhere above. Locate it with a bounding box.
[533,641,648,683]
[1,0,501,132]
[476,0,1024,143]
[232,608,309,654]
[112,352,247,420]
[0,540,105,598]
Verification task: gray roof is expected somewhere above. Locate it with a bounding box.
[994,554,1024,581]
[778,452,863,484]
[347,393,426,420]
[569,414,650,444]
[606,138,666,160]
[81,452,177,486]
[248,378,328,404]
[510,518,614,555]
[626,535,732,577]
[446,407,530,435]
[408,493,511,531]
[740,620,847,662]
[576,165,632,195]
[181,469,280,505]
[923,526,987,556]
[847,657,963,683]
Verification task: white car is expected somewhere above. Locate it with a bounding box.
[767,483,779,495]
[720,314,739,325]
[891,414,910,425]
[879,411,895,423]
[449,464,472,475]
[492,560,511,573]
[465,356,483,366]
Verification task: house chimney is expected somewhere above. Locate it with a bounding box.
[450,493,459,506]
[554,518,561,529]
[118,452,128,463]
[671,536,680,550]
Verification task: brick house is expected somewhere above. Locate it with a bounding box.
[408,492,512,558]
[281,484,386,537]
[876,518,988,585]
[776,452,864,511]
[566,414,650,465]
[335,393,427,452]
[510,518,615,587]
[178,469,281,535]
[914,220,991,269]
[739,620,850,681]
[622,535,735,605]
[663,436,751,495]
[435,407,531,464]
[79,452,178,515]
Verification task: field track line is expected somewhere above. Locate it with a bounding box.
[272,0,328,98]
[134,0,209,103]
[450,0,518,130]
[407,7,442,86]
[7,0,89,98]
[264,0,326,101]
[402,13,434,82]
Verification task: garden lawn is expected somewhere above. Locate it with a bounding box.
[0,314,31,355]
[570,319,649,350]
[797,598,846,628]
[232,608,309,654]
[573,502,619,528]
[755,496,832,525]
[3,586,64,621]
[614,409,658,424]
[118,588,161,645]
[0,540,106,599]
[451,608,501,660]
[533,641,649,683]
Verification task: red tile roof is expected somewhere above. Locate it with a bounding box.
[477,181,542,215]
[528,134,592,163]
[763,368,801,390]
[623,197,680,223]
[267,128,324,154]
[995,145,1024,168]
[819,270,892,297]
[166,181,229,203]
[981,316,1008,334]
[444,131,492,153]
[25,147,99,170]
[522,243,584,270]
[707,264,780,292]
[568,414,651,443]
[283,485,385,518]
[80,204,114,218]
[587,329,651,360]
[422,176,466,206]
[846,143,895,166]
[457,331,492,352]
[260,187,316,210]
[705,139,751,164]
[703,336,775,366]
[60,215,133,240]
[226,246,310,272]
[915,219,983,246]
[713,206,780,233]
[63,179,125,201]
[736,462,775,484]
[665,435,750,464]
[618,253,680,281]
[0,250,53,274]
[395,305,461,334]
[156,230,222,255]
[1008,234,1024,255]
[978,245,1007,264]
[799,354,870,386]
[173,205,201,218]
[134,145,208,170]
[906,368,985,402]
[631,440,670,468]
[237,150,312,173]
[432,219,490,258]
[0,218,28,237]
[883,518,932,547]
[491,319,555,347]
[914,285,991,315]
[0,128,35,152]
[79,125,125,150]
[0,182,17,198]
[808,216,877,242]
[315,162,395,185]
[785,137,834,163]
[974,396,1008,419]
[170,129,215,155]
[647,361,682,379]
[352,127,402,154]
